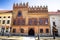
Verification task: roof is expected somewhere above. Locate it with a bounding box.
[0,10,12,13]
[49,12,60,15]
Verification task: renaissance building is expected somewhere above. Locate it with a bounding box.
[11,2,50,36]
[0,10,12,34]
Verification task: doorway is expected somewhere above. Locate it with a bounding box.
[28,28,35,36]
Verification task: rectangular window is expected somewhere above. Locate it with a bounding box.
[17,19,25,25]
[7,20,10,24]
[40,29,43,33]
[46,29,49,33]
[28,18,37,25]
[20,29,24,33]
[13,20,16,25]
[8,16,10,18]
[17,19,20,25]
[44,18,48,25]
[21,20,25,25]
[2,20,5,24]
[13,29,16,33]
[39,18,48,25]
[39,19,43,25]
[0,17,1,18]
[28,19,33,25]
[33,19,37,25]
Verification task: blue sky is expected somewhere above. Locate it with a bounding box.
[0,0,60,11]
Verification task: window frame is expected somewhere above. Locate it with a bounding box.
[13,29,16,33]
[44,18,48,25]
[46,29,49,33]
[0,17,1,18]
[17,19,25,25]
[20,28,24,33]
[2,20,5,24]
[7,20,10,24]
[39,18,48,25]
[39,18,44,25]
[40,29,43,33]
[3,16,6,18]
[8,16,10,18]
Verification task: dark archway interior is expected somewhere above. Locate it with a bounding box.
[28,28,35,36]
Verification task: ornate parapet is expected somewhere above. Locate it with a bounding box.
[28,6,48,13]
[13,2,48,13]
[13,2,28,9]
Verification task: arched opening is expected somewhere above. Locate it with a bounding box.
[28,28,35,36]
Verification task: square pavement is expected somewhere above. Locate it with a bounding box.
[0,36,60,40]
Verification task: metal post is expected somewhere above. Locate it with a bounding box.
[38,21,40,40]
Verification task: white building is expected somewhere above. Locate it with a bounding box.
[49,10,60,36]
[0,10,12,34]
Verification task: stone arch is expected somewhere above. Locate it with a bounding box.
[28,28,35,36]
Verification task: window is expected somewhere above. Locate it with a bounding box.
[7,20,10,24]
[46,29,49,33]
[28,18,37,25]
[33,19,37,25]
[45,19,48,25]
[21,19,25,25]
[39,18,48,25]
[13,29,16,33]
[17,19,25,25]
[28,19,33,25]
[3,16,6,18]
[40,29,43,33]
[39,19,43,25]
[17,19,20,25]
[18,11,22,17]
[8,16,10,18]
[0,17,1,18]
[2,20,5,24]
[13,20,16,25]
[20,28,24,33]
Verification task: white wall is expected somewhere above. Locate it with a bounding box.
[50,15,60,35]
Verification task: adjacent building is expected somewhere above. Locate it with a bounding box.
[49,10,60,36]
[0,10,12,34]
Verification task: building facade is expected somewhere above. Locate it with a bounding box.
[49,10,60,36]
[0,11,12,34]
[11,2,50,36]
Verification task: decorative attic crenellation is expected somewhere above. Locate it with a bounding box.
[28,6,48,13]
[13,2,28,8]
[13,2,48,13]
